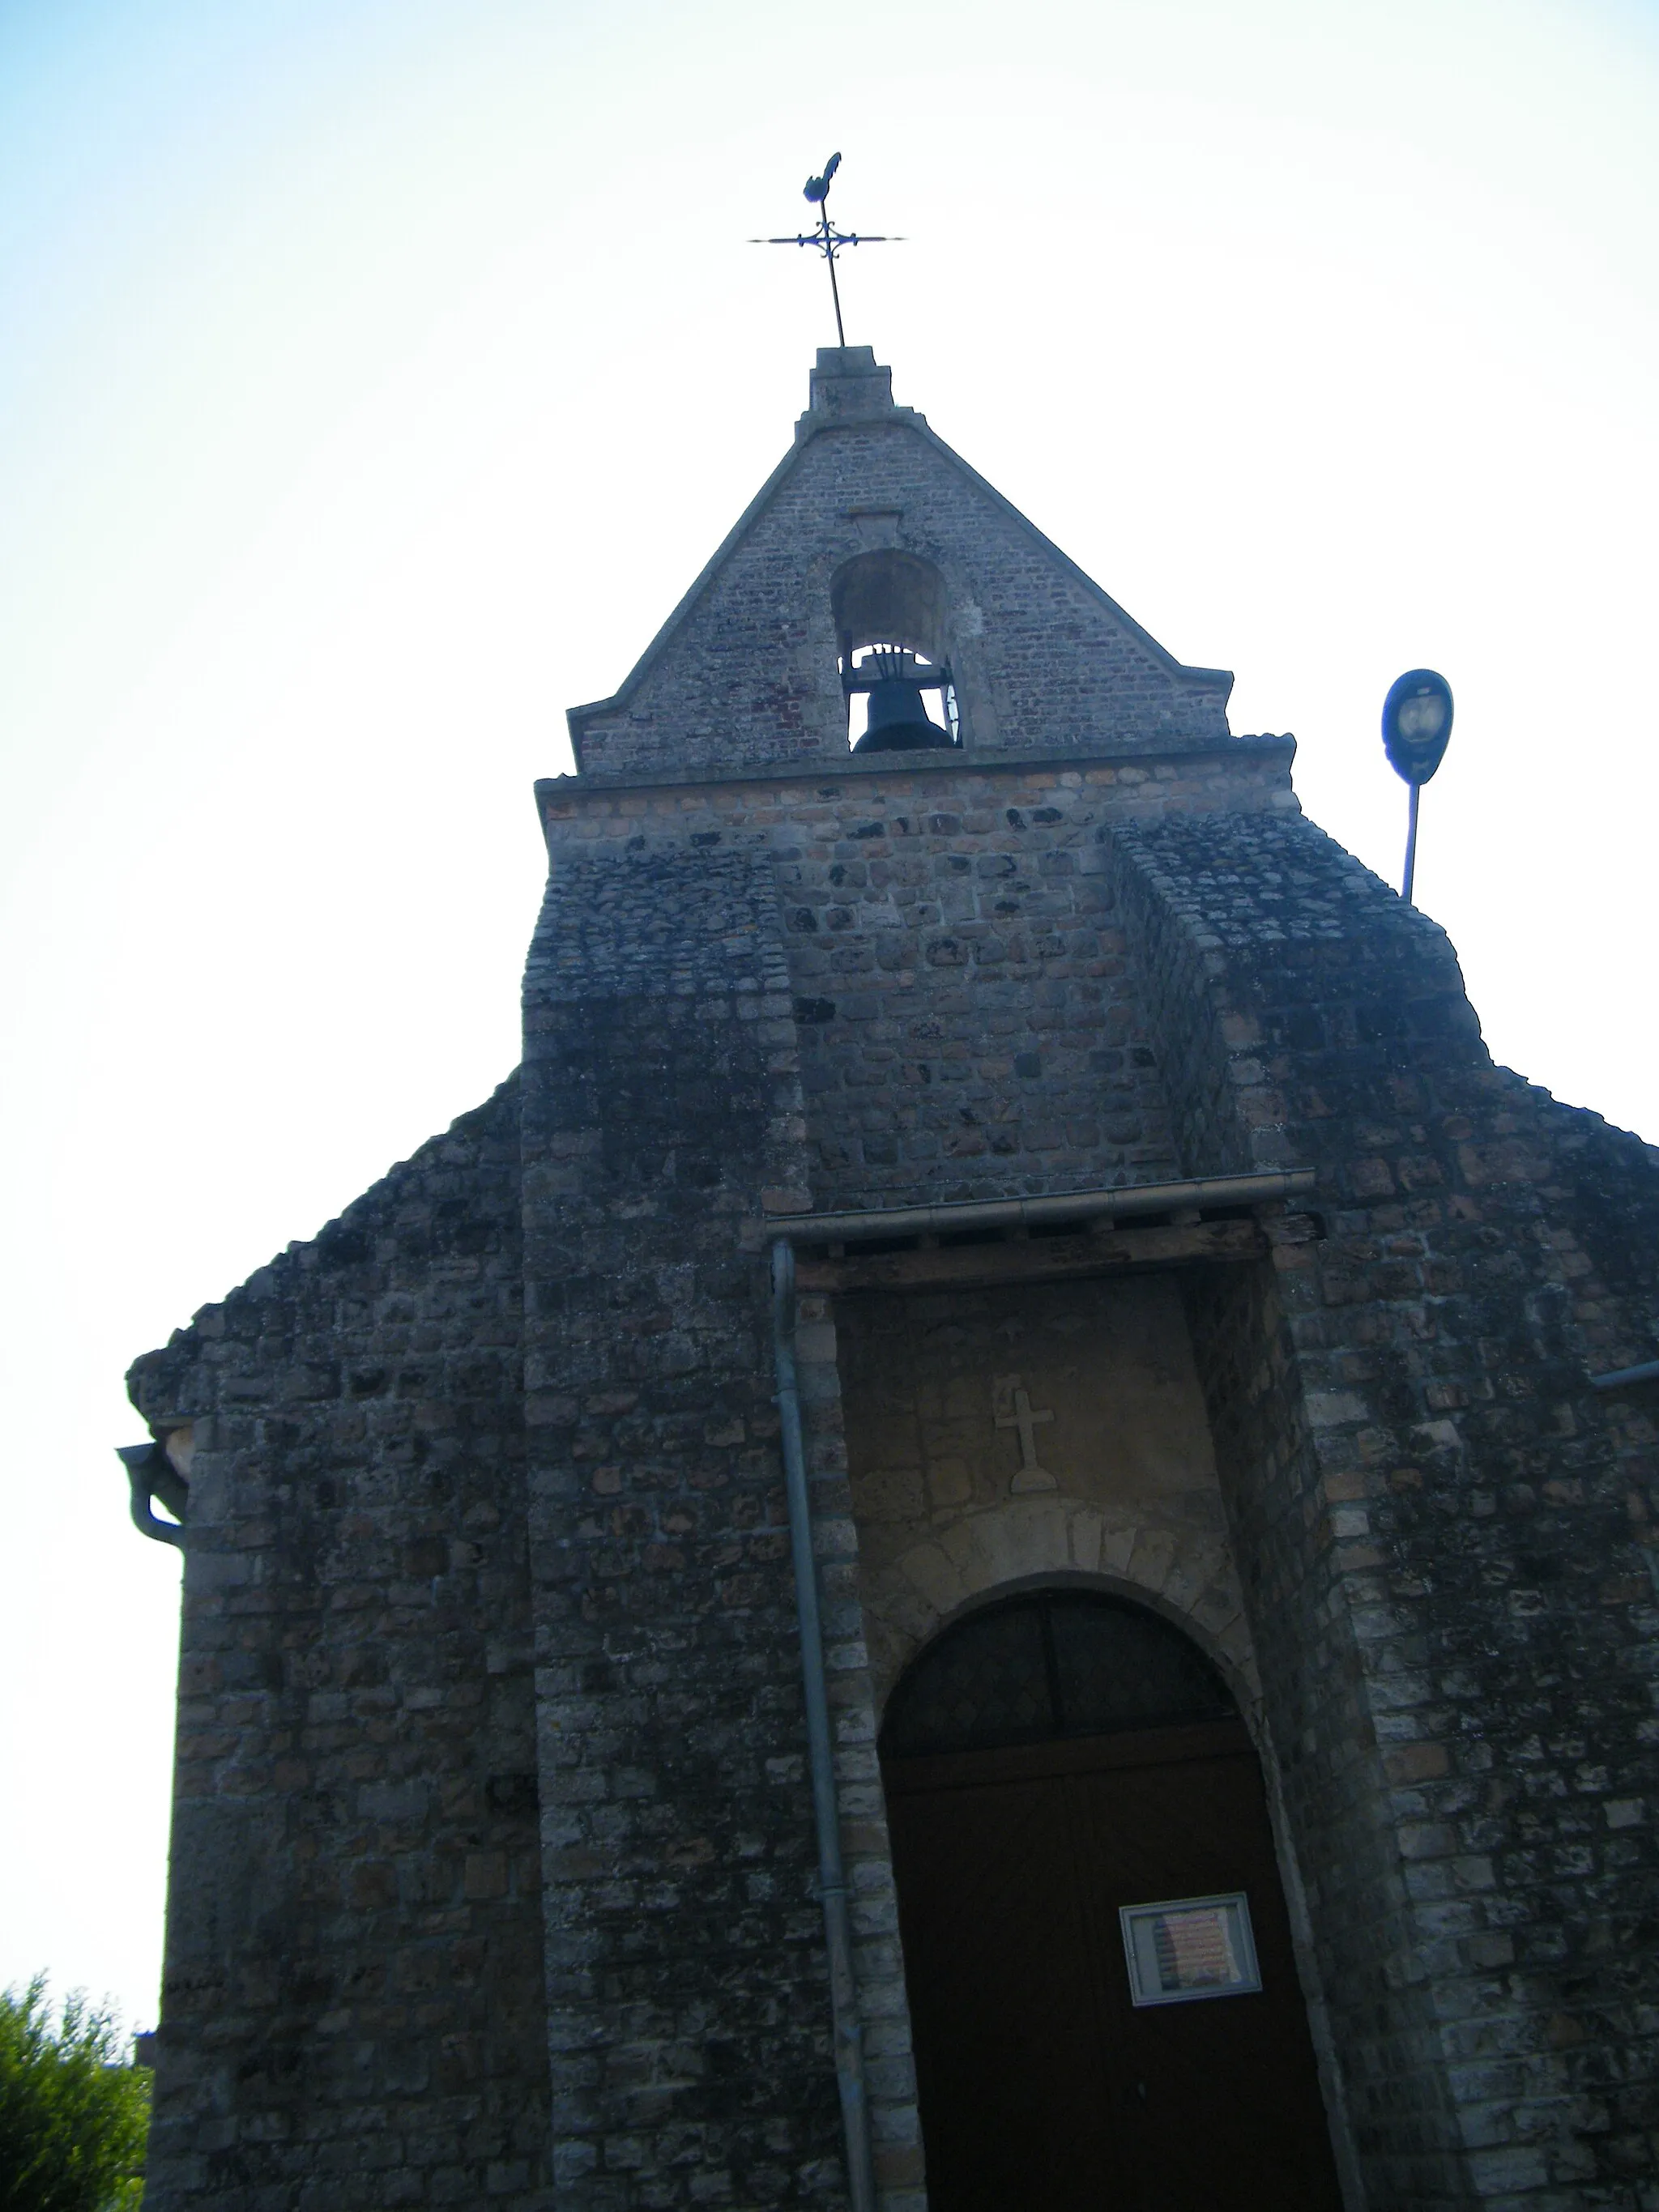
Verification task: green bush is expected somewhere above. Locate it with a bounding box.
[0,1976,150,2211]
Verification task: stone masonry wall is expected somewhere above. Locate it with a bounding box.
[515,740,1301,2211]
[1112,812,1659,2209]
[126,1079,548,2212]
[538,739,1294,1213]
[518,841,921,2212]
[571,353,1231,780]
[832,1271,1259,1714]
[778,765,1185,1208]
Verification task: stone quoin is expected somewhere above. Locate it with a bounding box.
[125,349,1659,2211]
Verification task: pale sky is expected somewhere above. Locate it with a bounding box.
[2,0,1656,2032]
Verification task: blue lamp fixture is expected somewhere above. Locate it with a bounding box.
[1382,668,1453,902]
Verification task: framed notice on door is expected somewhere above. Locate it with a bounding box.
[1120,1891,1261,2006]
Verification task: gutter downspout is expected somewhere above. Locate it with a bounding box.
[117,1441,188,1548]
[1590,1360,1659,1391]
[770,1238,878,2212]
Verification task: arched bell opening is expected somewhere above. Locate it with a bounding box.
[879,1585,1345,2212]
[830,548,961,752]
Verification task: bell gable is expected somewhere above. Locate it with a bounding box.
[567,347,1234,781]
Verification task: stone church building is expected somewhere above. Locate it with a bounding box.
[124,349,1659,2210]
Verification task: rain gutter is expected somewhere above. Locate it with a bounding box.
[775,1167,1317,1247]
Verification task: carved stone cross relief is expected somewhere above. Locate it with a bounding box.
[994,1375,1057,1494]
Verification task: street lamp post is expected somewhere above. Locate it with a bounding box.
[1382,669,1454,903]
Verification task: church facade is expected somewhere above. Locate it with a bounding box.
[126,350,1659,2210]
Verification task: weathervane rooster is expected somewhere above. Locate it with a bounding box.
[753,151,901,346]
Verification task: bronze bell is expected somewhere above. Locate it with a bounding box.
[851,648,955,753]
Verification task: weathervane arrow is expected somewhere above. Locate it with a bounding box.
[749,151,903,347]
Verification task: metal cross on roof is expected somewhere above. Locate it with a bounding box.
[750,152,902,347]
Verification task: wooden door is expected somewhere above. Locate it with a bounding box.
[884,1720,1343,2211]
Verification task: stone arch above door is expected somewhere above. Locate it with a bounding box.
[828,1269,1269,1753]
[859,1497,1262,1725]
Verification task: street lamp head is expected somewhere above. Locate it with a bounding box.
[1382,668,1454,786]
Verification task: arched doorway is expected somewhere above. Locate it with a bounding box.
[880,1588,1343,2211]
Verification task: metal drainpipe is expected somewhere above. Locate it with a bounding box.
[770,1238,878,2212]
[1590,1360,1659,1391]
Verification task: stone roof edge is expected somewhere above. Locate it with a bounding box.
[563,409,1235,770]
[535,733,1296,816]
[1512,1072,1659,1164]
[126,1071,521,1417]
[886,415,1235,698]
[565,437,811,771]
